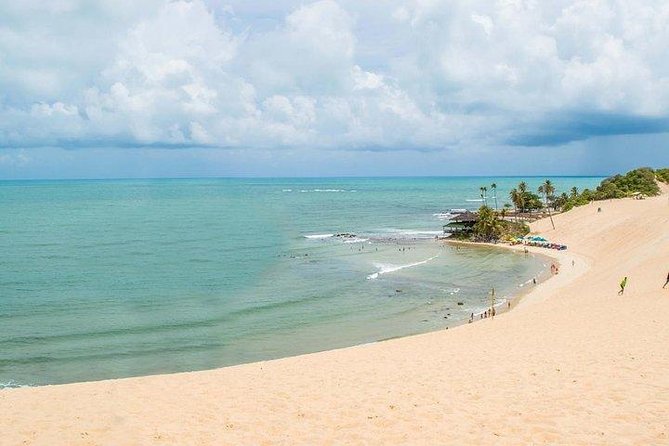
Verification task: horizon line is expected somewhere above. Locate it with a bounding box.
[0,173,612,182]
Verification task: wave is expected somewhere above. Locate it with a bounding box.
[376,229,442,240]
[304,234,334,239]
[0,380,30,389]
[433,210,468,220]
[282,189,292,192]
[343,238,369,244]
[367,255,439,280]
[466,198,485,202]
[299,189,350,193]
[396,230,442,236]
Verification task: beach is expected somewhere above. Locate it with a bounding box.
[2,188,668,445]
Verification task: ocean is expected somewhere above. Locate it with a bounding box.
[0,176,602,386]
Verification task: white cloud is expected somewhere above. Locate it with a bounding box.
[1,0,669,153]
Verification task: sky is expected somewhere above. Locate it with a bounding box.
[1,0,668,179]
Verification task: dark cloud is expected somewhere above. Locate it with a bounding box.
[507,112,669,147]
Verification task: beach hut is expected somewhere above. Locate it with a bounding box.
[443,211,478,234]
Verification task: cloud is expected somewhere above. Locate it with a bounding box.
[506,112,669,146]
[1,0,669,154]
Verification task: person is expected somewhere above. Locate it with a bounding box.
[618,276,628,295]
[572,259,575,267]
[664,272,669,289]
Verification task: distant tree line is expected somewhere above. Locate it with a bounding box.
[466,167,668,242]
[554,167,666,212]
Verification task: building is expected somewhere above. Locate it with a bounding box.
[442,211,478,234]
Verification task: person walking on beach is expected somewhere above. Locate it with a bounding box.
[663,272,669,289]
[618,276,628,295]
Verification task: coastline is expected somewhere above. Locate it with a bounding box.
[1,190,668,444]
[443,238,569,314]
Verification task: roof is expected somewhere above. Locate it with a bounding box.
[450,211,478,222]
[443,221,472,227]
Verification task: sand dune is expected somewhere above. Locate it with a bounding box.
[2,191,668,445]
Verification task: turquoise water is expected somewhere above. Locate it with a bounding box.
[0,177,602,386]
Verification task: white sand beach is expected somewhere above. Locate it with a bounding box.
[2,188,668,445]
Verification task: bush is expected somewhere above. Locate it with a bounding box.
[593,167,659,198]
[558,167,664,213]
[657,168,669,184]
[499,220,530,240]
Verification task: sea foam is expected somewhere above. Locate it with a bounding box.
[367,255,439,280]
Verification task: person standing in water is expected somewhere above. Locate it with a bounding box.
[618,276,628,295]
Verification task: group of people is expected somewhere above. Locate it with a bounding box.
[468,307,497,323]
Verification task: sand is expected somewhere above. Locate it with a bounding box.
[2,189,668,445]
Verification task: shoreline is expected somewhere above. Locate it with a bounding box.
[1,191,668,445]
[443,238,566,314]
[0,236,549,390]
[0,239,555,390]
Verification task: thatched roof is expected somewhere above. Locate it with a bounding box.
[450,211,478,223]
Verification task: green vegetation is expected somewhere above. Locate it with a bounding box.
[465,205,529,243]
[537,179,556,229]
[508,181,543,213]
[459,167,666,244]
[657,168,669,184]
[559,167,665,212]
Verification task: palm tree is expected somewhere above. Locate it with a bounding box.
[491,183,498,211]
[479,186,488,207]
[473,205,502,241]
[558,192,569,210]
[509,188,520,221]
[543,179,556,229]
[517,182,528,215]
[570,186,579,198]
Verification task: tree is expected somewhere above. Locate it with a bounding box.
[509,188,520,221]
[480,186,488,207]
[503,202,512,219]
[491,183,498,211]
[554,192,569,210]
[524,192,543,212]
[517,182,528,213]
[472,205,502,241]
[570,186,579,198]
[542,179,556,229]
